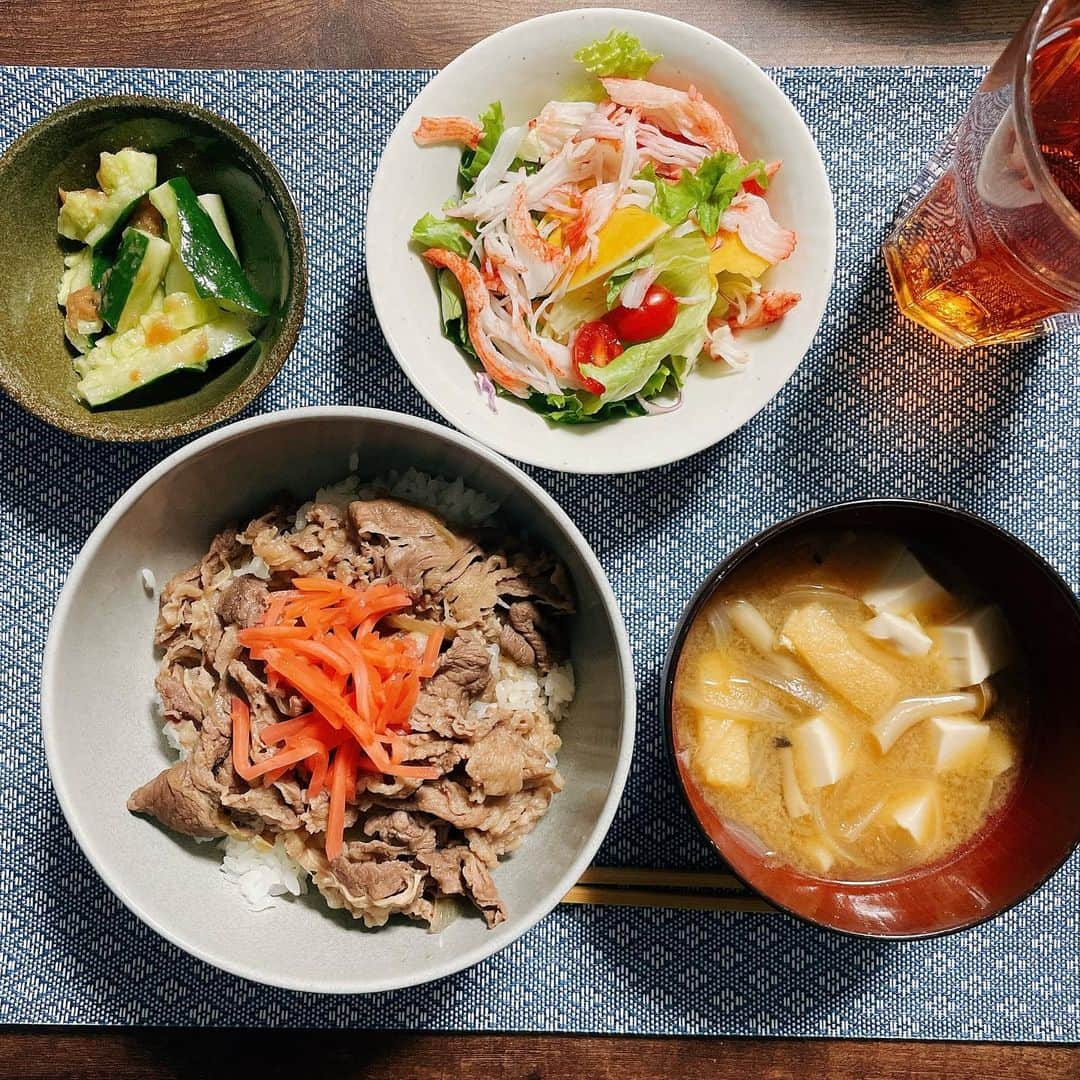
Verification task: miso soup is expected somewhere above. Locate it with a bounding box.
[673,531,1027,881]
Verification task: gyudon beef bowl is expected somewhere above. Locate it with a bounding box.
[43,407,634,992]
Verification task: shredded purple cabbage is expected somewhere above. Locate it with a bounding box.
[475,370,498,413]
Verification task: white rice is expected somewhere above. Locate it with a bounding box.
[220,835,307,912]
[140,567,157,595]
[293,465,500,532]
[493,656,576,724]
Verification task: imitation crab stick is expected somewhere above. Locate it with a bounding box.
[232,576,443,861]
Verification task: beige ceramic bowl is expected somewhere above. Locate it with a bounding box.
[42,407,635,992]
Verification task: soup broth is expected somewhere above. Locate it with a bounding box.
[674,531,1027,881]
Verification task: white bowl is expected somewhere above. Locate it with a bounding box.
[42,407,635,993]
[367,7,836,474]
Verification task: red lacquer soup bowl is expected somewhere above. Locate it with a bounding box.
[663,499,1080,938]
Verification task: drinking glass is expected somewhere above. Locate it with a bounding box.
[883,0,1080,347]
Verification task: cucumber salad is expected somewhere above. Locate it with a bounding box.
[410,31,800,423]
[57,148,268,407]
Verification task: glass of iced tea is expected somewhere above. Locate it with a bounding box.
[884,0,1080,347]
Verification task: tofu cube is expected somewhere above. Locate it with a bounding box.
[781,603,899,717]
[983,727,1017,777]
[862,611,933,657]
[802,836,836,875]
[695,714,751,790]
[933,605,1012,688]
[886,783,941,849]
[779,745,811,818]
[928,715,991,772]
[864,548,952,619]
[791,713,851,791]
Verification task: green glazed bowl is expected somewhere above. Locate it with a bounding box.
[0,95,307,441]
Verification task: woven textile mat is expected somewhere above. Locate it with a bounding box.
[0,66,1077,1037]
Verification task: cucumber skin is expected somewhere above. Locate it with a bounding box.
[75,315,254,406]
[150,178,269,318]
[99,229,172,332]
[99,229,150,330]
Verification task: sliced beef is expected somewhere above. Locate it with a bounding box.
[193,687,235,768]
[348,499,518,627]
[464,725,554,797]
[301,791,359,836]
[201,528,245,587]
[273,778,306,813]
[216,576,269,628]
[228,660,283,753]
[247,503,367,582]
[463,783,562,865]
[155,665,214,725]
[498,552,575,613]
[285,836,426,928]
[362,809,441,853]
[221,784,301,832]
[409,630,493,739]
[397,732,467,776]
[498,622,535,668]
[401,778,490,829]
[349,498,472,595]
[418,846,506,927]
[127,759,229,838]
[508,601,556,672]
[155,565,202,646]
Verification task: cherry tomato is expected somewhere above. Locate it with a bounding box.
[572,321,623,394]
[742,174,768,197]
[603,284,678,344]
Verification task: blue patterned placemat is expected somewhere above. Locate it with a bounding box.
[1,66,1077,1038]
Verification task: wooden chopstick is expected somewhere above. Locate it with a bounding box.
[577,866,743,891]
[562,867,776,914]
[562,884,775,914]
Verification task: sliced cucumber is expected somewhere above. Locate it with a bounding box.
[150,178,268,317]
[196,193,238,258]
[99,228,172,332]
[58,149,157,247]
[164,251,198,296]
[161,290,224,330]
[96,148,157,196]
[74,311,254,406]
[90,249,113,288]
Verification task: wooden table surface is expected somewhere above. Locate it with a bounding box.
[2,1,1075,1077]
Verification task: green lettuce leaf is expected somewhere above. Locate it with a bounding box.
[544,281,608,340]
[436,269,477,358]
[525,360,684,425]
[578,232,715,410]
[459,102,504,188]
[604,249,654,308]
[578,297,711,411]
[574,30,660,79]
[642,153,768,235]
[711,270,757,321]
[647,232,714,298]
[410,213,473,258]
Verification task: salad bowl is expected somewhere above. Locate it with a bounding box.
[366,7,835,474]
